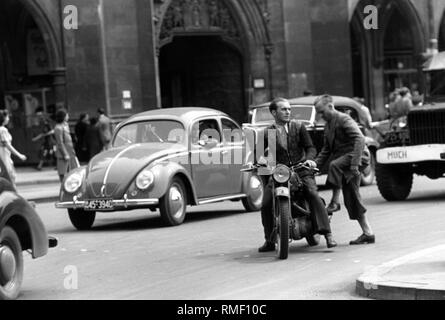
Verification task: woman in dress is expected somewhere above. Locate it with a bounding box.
[0,109,27,187]
[54,108,78,182]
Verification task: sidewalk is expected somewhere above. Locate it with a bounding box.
[356,244,445,299]
[15,166,60,203]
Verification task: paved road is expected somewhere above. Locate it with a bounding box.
[19,176,445,300]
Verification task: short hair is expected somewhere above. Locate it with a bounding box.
[399,87,411,97]
[90,117,98,125]
[97,108,105,115]
[55,108,68,124]
[269,97,289,113]
[79,113,88,121]
[314,94,334,107]
[0,109,9,126]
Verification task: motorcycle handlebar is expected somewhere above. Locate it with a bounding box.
[292,163,319,173]
[240,163,267,172]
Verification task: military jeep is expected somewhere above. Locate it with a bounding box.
[375,52,445,201]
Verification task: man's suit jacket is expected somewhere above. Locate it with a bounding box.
[315,111,365,168]
[263,120,316,167]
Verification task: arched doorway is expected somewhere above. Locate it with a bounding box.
[350,13,367,103]
[382,5,422,98]
[0,0,59,163]
[157,0,247,124]
[350,0,424,118]
[160,36,245,123]
[439,12,445,51]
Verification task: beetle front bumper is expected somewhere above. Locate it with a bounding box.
[55,196,159,210]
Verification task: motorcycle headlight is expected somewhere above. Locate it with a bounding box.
[136,169,154,190]
[273,165,291,183]
[64,168,85,193]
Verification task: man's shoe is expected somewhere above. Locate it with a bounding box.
[325,234,337,248]
[326,202,341,213]
[349,234,375,245]
[258,241,275,252]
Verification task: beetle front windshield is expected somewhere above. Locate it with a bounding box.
[113,120,186,147]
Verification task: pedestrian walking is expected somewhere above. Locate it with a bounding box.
[74,113,89,163]
[314,94,375,245]
[32,106,56,171]
[84,116,103,160]
[54,108,79,182]
[97,108,112,151]
[0,109,27,187]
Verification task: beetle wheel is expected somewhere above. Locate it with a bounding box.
[159,177,187,226]
[242,174,264,212]
[361,153,375,186]
[68,209,96,230]
[0,226,23,300]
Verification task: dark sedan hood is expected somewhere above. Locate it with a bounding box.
[85,143,187,198]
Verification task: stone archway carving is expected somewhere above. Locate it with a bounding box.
[154,0,270,49]
[17,0,62,71]
[157,0,242,52]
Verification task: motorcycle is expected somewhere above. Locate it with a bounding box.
[242,162,323,260]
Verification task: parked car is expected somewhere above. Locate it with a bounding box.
[0,158,57,300]
[56,107,264,230]
[244,96,379,186]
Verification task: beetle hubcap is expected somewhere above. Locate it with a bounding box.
[0,245,16,283]
[169,186,184,219]
[249,175,263,206]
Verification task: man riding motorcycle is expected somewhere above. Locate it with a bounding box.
[258,98,337,252]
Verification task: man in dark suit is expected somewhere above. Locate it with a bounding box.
[258,98,337,252]
[314,94,375,245]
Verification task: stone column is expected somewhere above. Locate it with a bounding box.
[50,67,67,109]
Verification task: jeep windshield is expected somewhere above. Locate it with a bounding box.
[252,105,315,124]
[427,70,445,102]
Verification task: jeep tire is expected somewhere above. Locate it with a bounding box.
[376,163,413,201]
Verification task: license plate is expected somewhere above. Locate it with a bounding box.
[84,199,114,211]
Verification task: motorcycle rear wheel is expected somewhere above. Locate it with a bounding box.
[276,197,290,260]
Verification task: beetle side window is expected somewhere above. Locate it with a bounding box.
[221,118,242,144]
[191,119,221,145]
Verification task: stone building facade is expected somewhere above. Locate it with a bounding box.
[1,0,445,161]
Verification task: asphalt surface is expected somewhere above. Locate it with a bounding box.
[17,175,445,300]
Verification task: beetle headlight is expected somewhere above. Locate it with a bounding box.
[136,169,154,190]
[64,168,85,193]
[273,165,291,183]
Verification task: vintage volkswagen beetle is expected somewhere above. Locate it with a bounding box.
[56,107,264,230]
[244,96,379,186]
[0,158,57,300]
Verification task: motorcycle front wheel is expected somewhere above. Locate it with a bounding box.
[275,197,290,260]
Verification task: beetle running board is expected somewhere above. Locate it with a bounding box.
[198,194,247,205]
